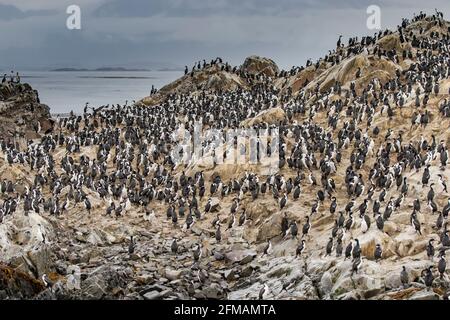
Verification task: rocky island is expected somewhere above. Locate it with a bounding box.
[0,12,450,300]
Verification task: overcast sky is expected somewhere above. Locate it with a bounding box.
[0,0,449,70]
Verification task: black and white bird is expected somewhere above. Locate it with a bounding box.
[336,238,343,257]
[360,214,370,233]
[422,266,434,290]
[400,266,409,288]
[215,225,222,242]
[325,237,333,256]
[227,213,236,230]
[230,198,239,214]
[352,239,361,259]
[330,197,337,214]
[128,236,136,254]
[337,211,345,228]
[438,174,448,193]
[438,251,446,279]
[281,212,289,236]
[344,212,354,231]
[83,197,92,213]
[413,198,421,213]
[42,274,54,289]
[262,239,273,256]
[259,283,269,300]
[211,214,220,228]
[376,213,384,231]
[279,193,287,210]
[193,243,202,261]
[238,209,247,226]
[374,244,382,262]
[171,238,178,254]
[443,199,450,218]
[290,221,298,238]
[302,216,310,238]
[345,240,353,260]
[427,184,435,203]
[351,257,362,275]
[205,198,212,213]
[411,212,422,235]
[296,240,306,257]
[427,239,435,260]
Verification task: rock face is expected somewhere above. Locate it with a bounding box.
[0,265,45,299]
[241,55,279,77]
[0,82,53,140]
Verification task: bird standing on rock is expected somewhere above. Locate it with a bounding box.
[330,197,337,214]
[259,283,269,300]
[302,216,310,238]
[345,240,353,260]
[193,243,202,261]
[42,274,54,289]
[279,193,287,210]
[263,239,273,256]
[427,239,435,260]
[411,212,422,235]
[438,251,446,279]
[128,236,136,255]
[336,238,343,257]
[422,266,434,290]
[171,238,178,254]
[290,221,298,238]
[352,239,361,259]
[351,257,362,275]
[374,244,382,262]
[296,240,306,257]
[400,266,409,288]
[215,225,222,242]
[281,212,289,236]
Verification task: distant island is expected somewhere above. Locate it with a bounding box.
[51,67,150,72]
[156,67,184,72]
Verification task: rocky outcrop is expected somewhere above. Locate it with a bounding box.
[140,55,279,106]
[0,264,45,299]
[241,55,279,77]
[140,64,248,106]
[0,82,53,140]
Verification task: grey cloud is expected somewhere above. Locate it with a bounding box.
[93,0,383,18]
[0,0,449,71]
[0,3,55,20]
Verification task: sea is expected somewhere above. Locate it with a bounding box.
[18,70,182,114]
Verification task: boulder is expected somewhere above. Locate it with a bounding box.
[0,264,45,299]
[409,289,440,300]
[224,249,257,264]
[164,268,182,281]
[143,290,166,300]
[241,56,279,77]
[240,107,285,127]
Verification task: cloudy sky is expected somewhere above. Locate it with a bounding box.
[0,0,449,70]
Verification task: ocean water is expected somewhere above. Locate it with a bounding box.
[18,70,182,114]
